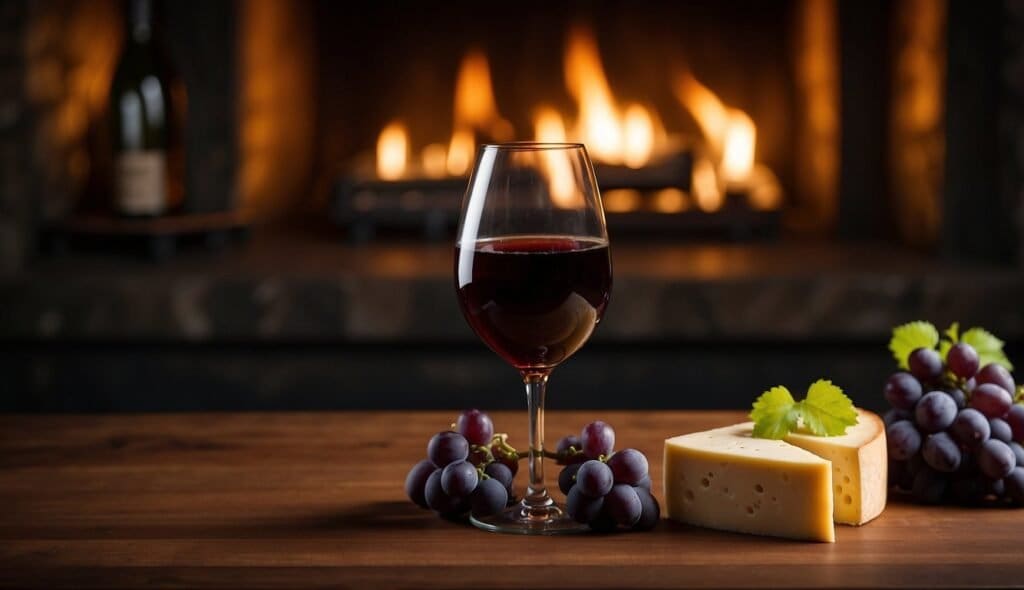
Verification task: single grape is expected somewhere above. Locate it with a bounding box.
[633,487,661,531]
[970,383,1013,418]
[576,460,614,497]
[604,484,642,527]
[484,462,513,490]
[558,463,581,495]
[964,377,977,393]
[581,420,615,459]
[607,449,649,486]
[884,372,923,410]
[976,363,1015,393]
[947,342,980,379]
[1005,467,1024,504]
[950,408,990,448]
[978,439,1016,480]
[456,409,494,446]
[922,432,962,472]
[428,431,469,468]
[944,388,967,410]
[988,478,1006,498]
[566,485,604,524]
[441,460,478,498]
[1006,404,1024,441]
[1008,442,1024,468]
[884,408,911,427]
[989,418,1013,443]
[915,391,957,433]
[470,477,508,518]
[909,347,943,382]
[887,420,922,460]
[911,468,947,504]
[634,474,652,491]
[555,435,585,465]
[425,469,463,513]
[405,459,437,509]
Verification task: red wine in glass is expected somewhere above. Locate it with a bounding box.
[456,235,611,369]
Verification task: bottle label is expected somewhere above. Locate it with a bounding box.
[115,151,167,215]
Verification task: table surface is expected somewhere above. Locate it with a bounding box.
[1,411,1021,589]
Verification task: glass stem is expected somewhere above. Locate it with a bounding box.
[522,371,554,516]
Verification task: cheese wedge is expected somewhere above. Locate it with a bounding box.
[664,424,835,542]
[784,408,887,525]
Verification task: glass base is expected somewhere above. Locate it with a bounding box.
[470,500,589,535]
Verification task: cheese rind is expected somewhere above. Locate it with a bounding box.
[784,408,887,525]
[664,424,835,542]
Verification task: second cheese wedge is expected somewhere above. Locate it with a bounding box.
[664,424,835,542]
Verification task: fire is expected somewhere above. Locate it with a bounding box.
[562,26,663,168]
[377,121,408,181]
[720,111,756,185]
[454,49,513,142]
[446,129,475,176]
[692,158,722,212]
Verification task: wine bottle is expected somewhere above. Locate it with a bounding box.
[108,0,184,216]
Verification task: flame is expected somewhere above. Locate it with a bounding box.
[446,128,475,176]
[421,143,448,179]
[532,107,580,208]
[721,111,756,184]
[454,49,513,141]
[652,188,689,213]
[622,104,655,169]
[692,158,723,212]
[534,106,567,142]
[602,189,642,213]
[377,121,408,180]
[675,72,732,154]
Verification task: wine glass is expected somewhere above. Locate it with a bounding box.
[454,143,612,534]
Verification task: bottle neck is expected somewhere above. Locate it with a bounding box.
[127,0,154,44]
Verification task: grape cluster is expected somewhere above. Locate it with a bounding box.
[405,409,517,520]
[885,344,1024,505]
[555,420,660,531]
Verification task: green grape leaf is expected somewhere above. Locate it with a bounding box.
[889,321,939,369]
[961,327,1014,371]
[944,322,960,344]
[750,386,798,440]
[939,340,952,362]
[798,380,859,437]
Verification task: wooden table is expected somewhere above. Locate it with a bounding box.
[1,411,1021,589]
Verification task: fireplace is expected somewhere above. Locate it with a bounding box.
[1,0,1023,412]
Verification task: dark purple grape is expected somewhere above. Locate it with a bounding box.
[405,459,436,509]
[887,420,922,460]
[884,372,923,410]
[581,421,615,459]
[555,435,585,465]
[441,460,478,497]
[576,460,614,497]
[922,432,961,472]
[950,408,990,448]
[909,347,943,382]
[566,485,604,524]
[558,463,581,495]
[634,474,652,491]
[470,477,508,517]
[633,487,661,531]
[1006,404,1024,441]
[425,469,463,513]
[988,478,1006,498]
[1008,441,1024,467]
[884,408,911,427]
[911,468,947,504]
[976,363,1015,394]
[607,449,649,486]
[970,383,1013,418]
[1005,467,1024,504]
[990,418,1013,443]
[484,462,513,490]
[428,431,469,468]
[947,343,980,379]
[456,409,494,446]
[915,391,957,433]
[944,388,967,410]
[978,439,1016,480]
[604,484,642,527]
